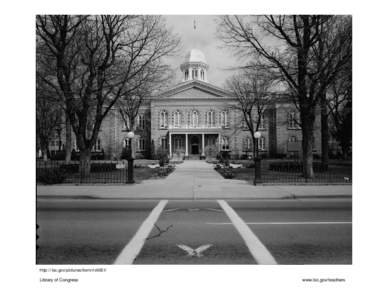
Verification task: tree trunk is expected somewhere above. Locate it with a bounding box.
[320,95,329,170]
[43,150,48,162]
[65,116,72,163]
[252,133,257,160]
[301,113,315,179]
[79,149,92,179]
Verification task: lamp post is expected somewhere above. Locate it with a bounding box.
[254,131,262,185]
[126,131,135,184]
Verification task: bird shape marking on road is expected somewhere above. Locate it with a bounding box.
[177,244,213,257]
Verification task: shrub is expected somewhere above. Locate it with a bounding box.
[59,163,117,173]
[155,147,169,167]
[269,161,326,172]
[157,164,175,177]
[205,145,218,158]
[37,168,66,184]
[218,167,234,179]
[50,150,66,160]
[59,164,79,173]
[71,150,105,160]
[120,147,132,160]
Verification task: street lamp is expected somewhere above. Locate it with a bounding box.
[126,131,135,184]
[254,131,262,185]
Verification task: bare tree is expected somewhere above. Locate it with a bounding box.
[314,17,352,168]
[36,15,179,176]
[227,69,274,159]
[327,66,352,159]
[36,77,63,161]
[36,41,73,162]
[218,15,351,178]
[118,60,174,132]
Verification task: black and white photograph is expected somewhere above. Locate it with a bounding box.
[36,14,352,265]
[2,0,388,299]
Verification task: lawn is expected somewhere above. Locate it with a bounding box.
[217,160,352,184]
[37,164,173,184]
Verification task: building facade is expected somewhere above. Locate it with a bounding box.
[48,48,321,160]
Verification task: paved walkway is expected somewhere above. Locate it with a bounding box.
[37,160,352,200]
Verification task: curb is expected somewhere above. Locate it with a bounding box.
[37,194,352,201]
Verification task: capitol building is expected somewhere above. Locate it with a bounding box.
[51,48,322,160]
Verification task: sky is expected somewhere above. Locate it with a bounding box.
[163,15,242,88]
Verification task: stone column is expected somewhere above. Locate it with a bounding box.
[201,133,205,156]
[218,133,221,152]
[169,132,172,157]
[185,133,188,157]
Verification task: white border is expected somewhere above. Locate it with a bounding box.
[1,0,388,299]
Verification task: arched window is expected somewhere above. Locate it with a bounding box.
[220,111,228,127]
[160,110,168,129]
[123,138,130,148]
[206,110,215,127]
[137,114,145,130]
[243,137,252,151]
[288,135,297,143]
[288,111,299,129]
[92,139,101,152]
[191,110,199,127]
[137,138,146,151]
[173,111,181,128]
[221,136,229,151]
[258,114,265,129]
[258,136,265,151]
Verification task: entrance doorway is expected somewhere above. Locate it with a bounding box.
[191,136,199,155]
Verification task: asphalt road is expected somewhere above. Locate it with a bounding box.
[36,198,351,265]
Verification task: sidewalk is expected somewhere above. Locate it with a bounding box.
[37,160,352,200]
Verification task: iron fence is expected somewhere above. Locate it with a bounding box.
[216,159,352,184]
[36,160,128,184]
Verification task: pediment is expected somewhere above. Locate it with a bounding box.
[158,80,233,99]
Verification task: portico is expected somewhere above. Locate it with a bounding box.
[168,127,221,158]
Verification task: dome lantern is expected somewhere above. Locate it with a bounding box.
[180,49,209,82]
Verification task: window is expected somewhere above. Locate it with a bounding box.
[185,70,189,80]
[288,111,299,129]
[258,114,265,129]
[220,136,229,151]
[73,140,79,152]
[206,110,215,127]
[173,136,184,150]
[123,138,130,148]
[220,111,228,127]
[192,70,195,79]
[92,139,102,152]
[258,136,265,151]
[194,69,198,79]
[137,138,146,151]
[288,135,297,143]
[243,137,252,151]
[137,114,145,130]
[190,110,199,127]
[173,111,181,128]
[200,69,204,80]
[161,137,168,150]
[160,110,168,129]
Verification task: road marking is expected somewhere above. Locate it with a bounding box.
[206,221,352,225]
[114,199,168,264]
[176,244,213,257]
[164,208,181,213]
[217,200,277,265]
